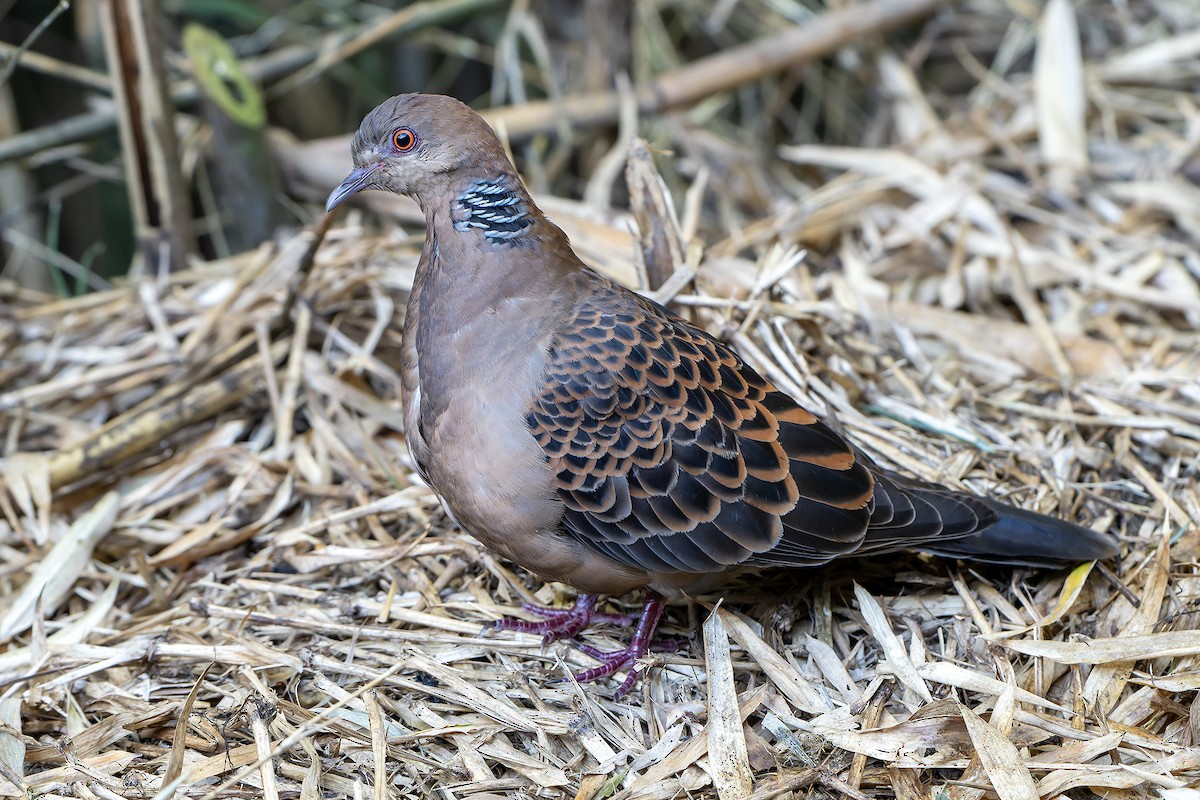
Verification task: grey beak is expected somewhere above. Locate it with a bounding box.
[325,162,382,212]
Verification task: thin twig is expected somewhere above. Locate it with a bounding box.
[477,0,946,140]
[1,227,110,292]
[0,41,111,92]
[0,44,315,163]
[268,0,508,98]
[0,0,70,89]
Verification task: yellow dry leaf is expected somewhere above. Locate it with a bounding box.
[1039,560,1095,627]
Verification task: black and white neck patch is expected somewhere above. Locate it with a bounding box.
[452,178,534,244]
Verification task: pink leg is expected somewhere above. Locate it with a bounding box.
[492,594,633,645]
[569,595,666,699]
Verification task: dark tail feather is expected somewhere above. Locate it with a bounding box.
[918,499,1119,568]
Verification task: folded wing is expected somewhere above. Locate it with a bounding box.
[526,282,895,575]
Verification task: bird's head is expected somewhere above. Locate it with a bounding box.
[325,93,506,212]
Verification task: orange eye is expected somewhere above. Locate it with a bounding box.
[392,128,416,152]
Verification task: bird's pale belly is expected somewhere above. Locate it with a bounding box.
[404,382,646,593]
[405,374,569,567]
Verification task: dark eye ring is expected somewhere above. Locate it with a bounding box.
[392,128,416,152]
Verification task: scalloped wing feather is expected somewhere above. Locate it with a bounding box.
[527,282,891,574]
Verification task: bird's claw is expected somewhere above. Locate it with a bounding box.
[491,594,611,644]
[492,594,667,699]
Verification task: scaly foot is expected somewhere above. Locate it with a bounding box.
[493,594,669,698]
[563,596,667,699]
[492,594,633,645]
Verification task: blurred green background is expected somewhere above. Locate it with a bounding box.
[1,0,1168,293]
[0,0,949,291]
